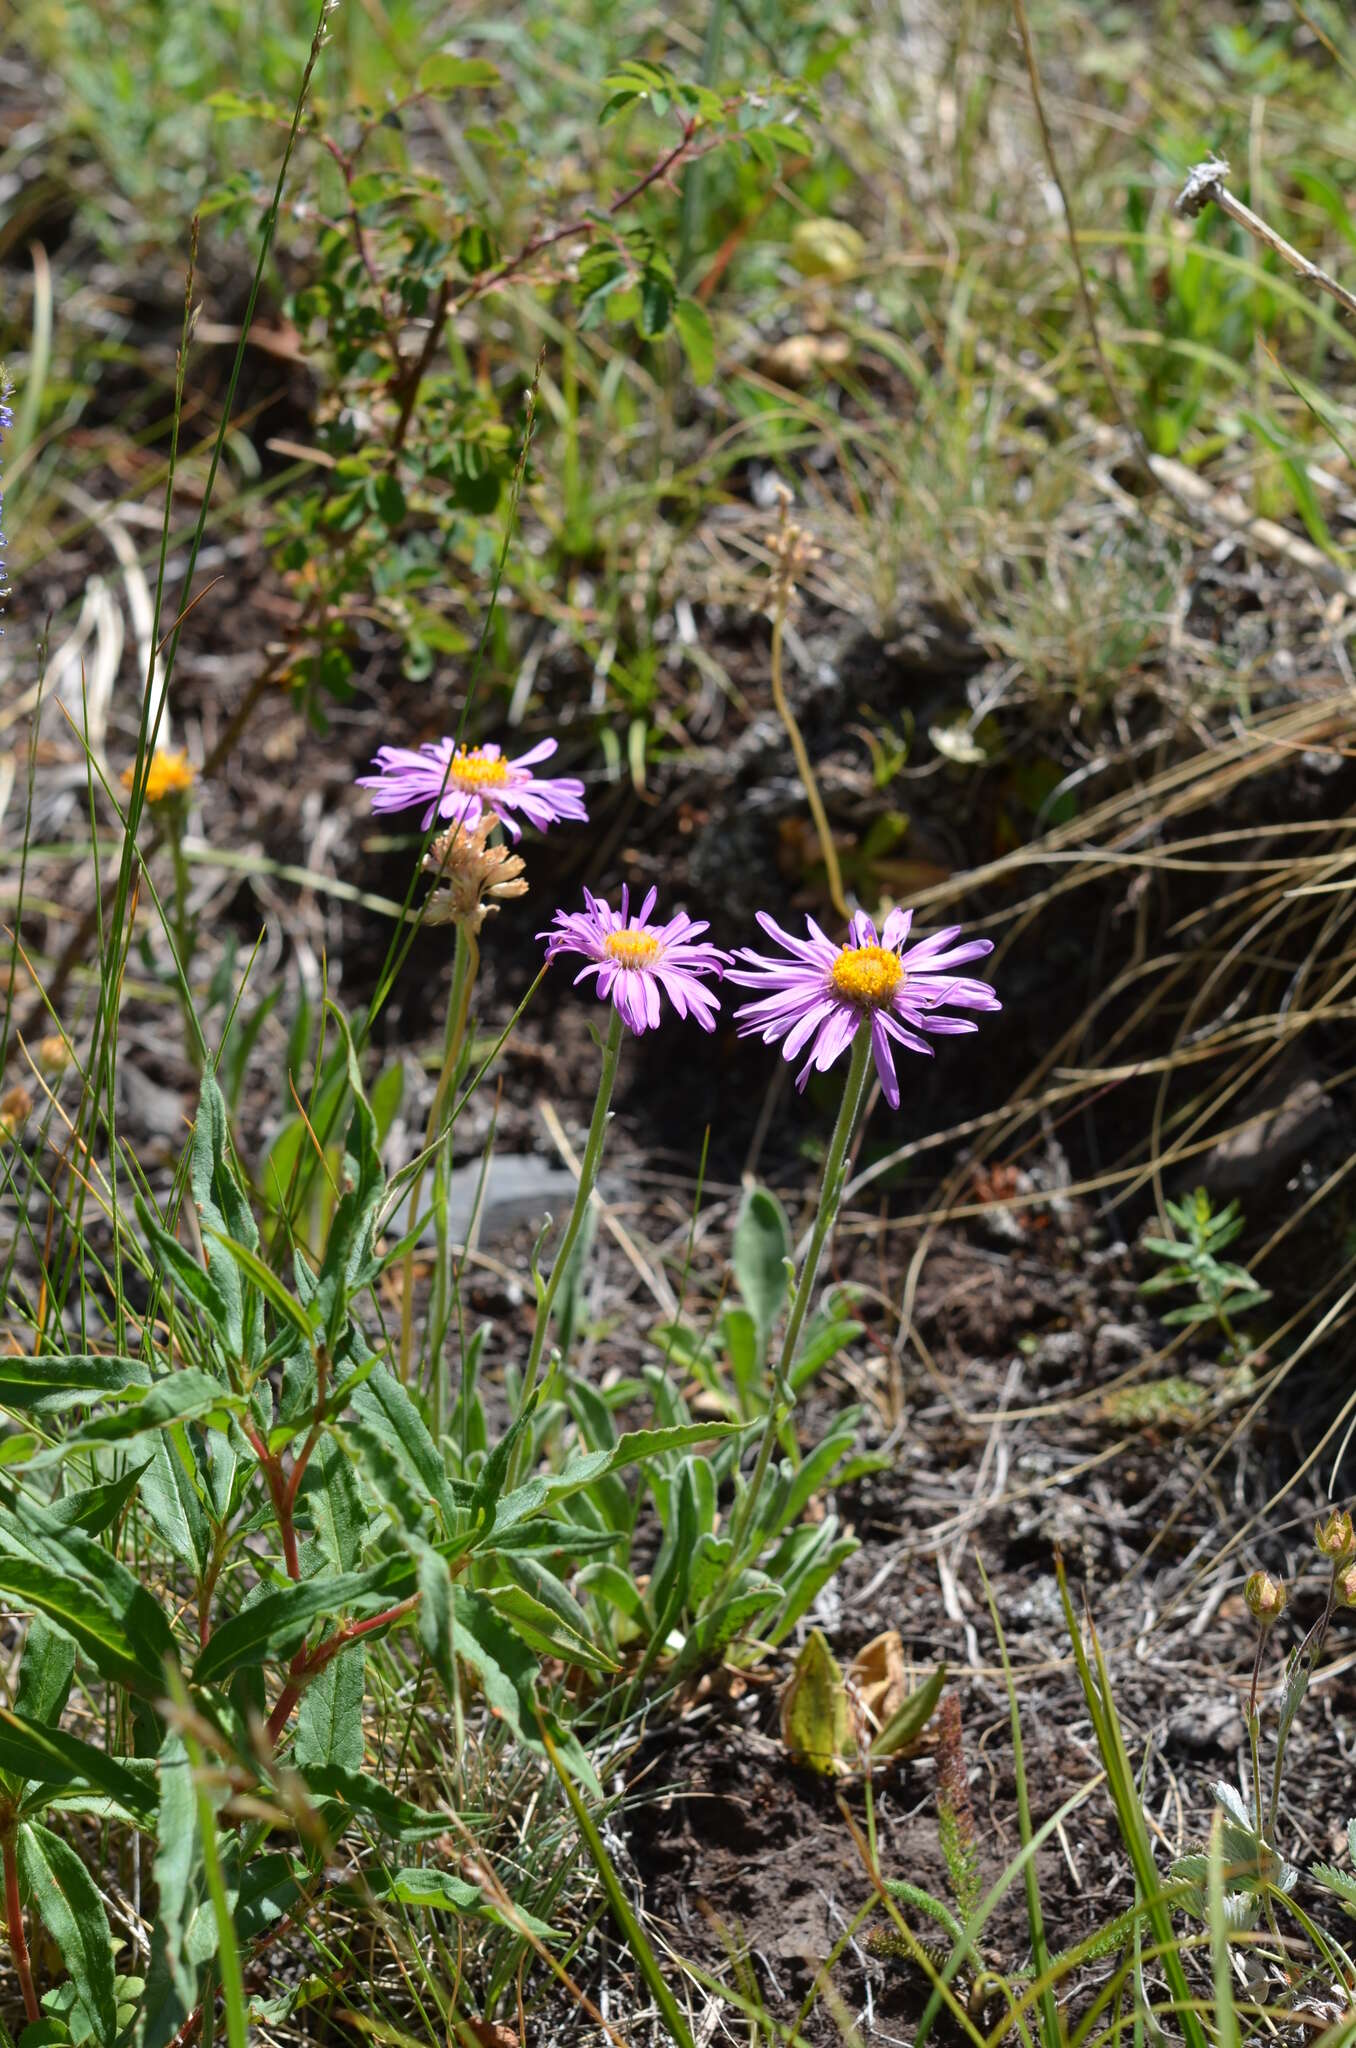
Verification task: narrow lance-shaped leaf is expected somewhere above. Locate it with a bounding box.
[18,1820,118,2048]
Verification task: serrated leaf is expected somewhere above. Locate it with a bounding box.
[19,1823,117,2048]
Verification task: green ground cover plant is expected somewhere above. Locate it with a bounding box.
[7,0,1356,2041]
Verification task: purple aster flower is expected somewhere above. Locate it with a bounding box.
[728,907,999,1109]
[540,886,731,1035]
[357,735,587,838]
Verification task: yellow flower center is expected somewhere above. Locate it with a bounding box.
[830,943,904,1007]
[604,930,661,968]
[448,747,511,790]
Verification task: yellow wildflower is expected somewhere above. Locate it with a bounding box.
[121,750,196,804]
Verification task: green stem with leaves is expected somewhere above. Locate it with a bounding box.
[510,1003,625,1486]
[724,1026,873,1572]
[3,1832,38,2026]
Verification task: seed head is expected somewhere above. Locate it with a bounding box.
[1244,1569,1286,1626]
[1316,1508,1356,1564]
[0,1084,32,1142]
[421,816,528,934]
[36,1035,70,1077]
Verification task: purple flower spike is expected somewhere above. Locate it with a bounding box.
[541,886,732,1035]
[727,906,999,1109]
[357,735,587,838]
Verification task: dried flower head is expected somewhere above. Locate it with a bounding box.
[766,487,822,609]
[36,1035,71,1077]
[1244,1569,1286,1626]
[0,1084,32,1142]
[421,817,528,934]
[121,749,196,804]
[1316,1508,1356,1564]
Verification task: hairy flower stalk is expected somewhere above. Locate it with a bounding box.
[719,904,999,1583]
[0,375,11,636]
[509,888,729,1481]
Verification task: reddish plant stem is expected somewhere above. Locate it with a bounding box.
[3,1835,39,2027]
[389,115,716,453]
[265,1597,419,1751]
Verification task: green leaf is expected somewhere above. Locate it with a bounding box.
[18,1823,117,2048]
[637,270,674,339]
[301,1435,365,1571]
[28,1374,239,1467]
[417,53,499,92]
[0,1713,155,1818]
[139,1433,210,1574]
[295,1645,365,1774]
[372,1865,560,1940]
[201,1230,316,1351]
[299,1766,446,1843]
[348,1363,459,1529]
[373,1865,479,1910]
[780,1629,848,1773]
[457,222,497,274]
[192,1561,407,1685]
[46,1466,148,1541]
[190,1076,260,1367]
[733,1188,791,1359]
[15,1617,76,1730]
[452,1588,598,1791]
[140,1735,200,2048]
[871,1664,946,1758]
[0,1358,146,1415]
[673,297,715,384]
[136,1203,232,1334]
[0,1512,175,1696]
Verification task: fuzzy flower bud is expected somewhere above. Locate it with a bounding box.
[1337,1562,1356,1611]
[1244,1570,1286,1626]
[1316,1509,1356,1564]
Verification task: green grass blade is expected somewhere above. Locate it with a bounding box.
[539,1720,695,2048]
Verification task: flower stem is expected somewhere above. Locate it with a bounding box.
[510,1003,625,1486]
[397,923,478,1402]
[3,1833,39,2027]
[724,1025,873,1574]
[768,541,847,923]
[165,800,199,1070]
